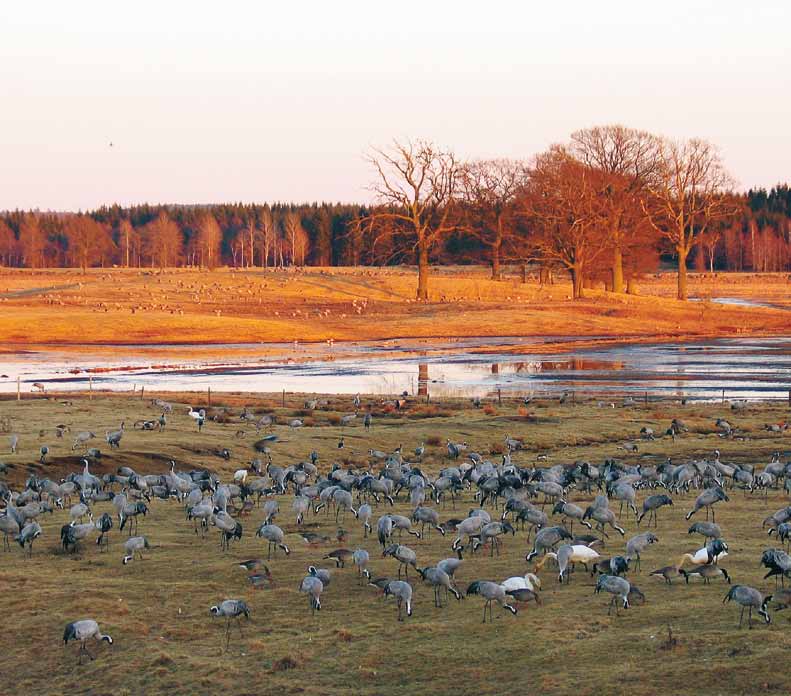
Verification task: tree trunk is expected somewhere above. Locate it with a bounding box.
[677,248,688,300]
[491,218,503,280]
[571,265,584,299]
[611,246,624,293]
[416,239,429,300]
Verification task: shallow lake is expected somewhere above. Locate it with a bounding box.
[2,337,791,401]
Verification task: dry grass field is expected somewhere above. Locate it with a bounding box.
[2,391,791,695]
[0,266,790,352]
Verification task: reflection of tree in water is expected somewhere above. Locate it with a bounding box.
[418,363,429,397]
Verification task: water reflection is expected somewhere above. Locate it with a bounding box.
[1,337,791,401]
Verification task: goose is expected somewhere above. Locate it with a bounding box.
[63,619,113,664]
[323,548,354,568]
[210,599,250,648]
[465,580,517,623]
[723,585,770,628]
[383,580,413,621]
[681,564,731,585]
[649,565,684,585]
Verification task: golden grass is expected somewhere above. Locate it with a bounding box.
[2,392,791,694]
[0,266,790,351]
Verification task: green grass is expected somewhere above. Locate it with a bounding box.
[1,393,791,695]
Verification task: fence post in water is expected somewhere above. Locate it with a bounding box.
[89,375,93,400]
[17,375,20,401]
[722,388,725,405]
[208,387,212,406]
[498,388,502,405]
[140,386,144,401]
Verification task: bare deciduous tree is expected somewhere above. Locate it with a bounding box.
[143,212,182,269]
[366,139,460,300]
[570,125,661,292]
[196,213,222,269]
[642,138,736,300]
[520,146,610,299]
[460,158,527,279]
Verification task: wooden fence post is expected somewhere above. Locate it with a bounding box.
[208,387,212,406]
[89,375,93,400]
[17,375,20,401]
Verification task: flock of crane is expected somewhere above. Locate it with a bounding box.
[2,396,791,665]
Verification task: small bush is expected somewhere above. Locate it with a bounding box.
[426,436,441,447]
[272,656,298,672]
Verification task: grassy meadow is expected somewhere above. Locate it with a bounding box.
[1,266,790,350]
[1,391,791,695]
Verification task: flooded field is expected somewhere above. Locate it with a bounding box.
[2,336,791,400]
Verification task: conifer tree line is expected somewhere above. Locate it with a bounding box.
[0,125,789,300]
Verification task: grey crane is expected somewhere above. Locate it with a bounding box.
[122,535,150,564]
[353,548,371,583]
[688,521,722,541]
[389,513,422,540]
[625,532,659,572]
[417,566,462,607]
[465,580,517,623]
[94,512,113,552]
[106,422,124,448]
[0,513,21,551]
[377,514,394,548]
[356,503,373,537]
[39,445,48,464]
[308,564,332,587]
[526,525,573,562]
[256,523,290,559]
[9,433,18,454]
[382,544,418,578]
[473,521,515,557]
[685,486,729,522]
[292,495,310,525]
[300,574,324,615]
[552,500,592,534]
[723,585,770,628]
[119,501,148,536]
[412,506,446,537]
[637,494,674,527]
[16,520,42,556]
[363,413,372,431]
[594,574,632,616]
[210,599,250,648]
[582,504,625,538]
[383,580,413,621]
[451,515,486,552]
[72,431,96,451]
[212,511,242,551]
[63,619,113,664]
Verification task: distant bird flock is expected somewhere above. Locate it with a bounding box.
[1,396,790,664]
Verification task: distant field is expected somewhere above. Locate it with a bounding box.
[1,392,791,695]
[0,266,789,350]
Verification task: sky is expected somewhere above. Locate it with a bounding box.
[0,0,788,211]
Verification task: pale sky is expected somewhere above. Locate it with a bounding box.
[0,0,788,211]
